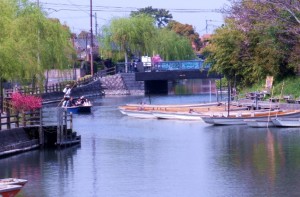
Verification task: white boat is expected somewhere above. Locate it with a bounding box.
[124,102,222,109]
[272,118,300,127]
[244,119,274,128]
[122,110,156,119]
[203,110,300,125]
[0,178,28,186]
[202,116,247,125]
[152,111,204,121]
[0,178,27,197]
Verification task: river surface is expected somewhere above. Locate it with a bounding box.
[1,95,300,197]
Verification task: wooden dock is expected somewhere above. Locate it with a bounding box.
[0,101,81,157]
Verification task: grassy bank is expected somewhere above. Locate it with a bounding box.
[239,76,300,100]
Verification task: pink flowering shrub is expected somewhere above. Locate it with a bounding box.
[11,92,42,112]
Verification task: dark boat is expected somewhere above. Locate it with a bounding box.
[63,105,92,114]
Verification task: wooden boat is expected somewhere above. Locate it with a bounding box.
[0,184,23,197]
[121,109,156,119]
[119,102,225,113]
[272,118,300,127]
[244,119,274,128]
[202,110,300,125]
[0,178,27,186]
[152,111,205,121]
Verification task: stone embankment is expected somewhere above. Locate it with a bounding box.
[0,127,39,157]
[99,73,144,95]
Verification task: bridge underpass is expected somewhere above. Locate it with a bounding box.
[133,60,222,95]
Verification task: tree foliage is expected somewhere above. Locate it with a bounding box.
[167,20,202,51]
[100,15,196,62]
[101,15,156,62]
[151,29,196,61]
[0,0,74,84]
[130,6,173,28]
[204,0,300,88]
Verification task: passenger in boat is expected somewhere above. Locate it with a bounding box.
[76,96,87,106]
[69,97,77,107]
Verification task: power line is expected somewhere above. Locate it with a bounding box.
[39,2,222,13]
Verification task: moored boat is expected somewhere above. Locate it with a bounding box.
[152,111,204,121]
[244,119,274,128]
[203,110,300,125]
[64,105,92,114]
[122,110,156,119]
[0,178,28,186]
[272,118,300,127]
[0,184,23,197]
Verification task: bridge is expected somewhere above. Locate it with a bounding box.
[115,60,222,94]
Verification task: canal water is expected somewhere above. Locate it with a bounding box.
[1,95,300,197]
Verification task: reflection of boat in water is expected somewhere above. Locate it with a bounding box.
[272,118,300,127]
[203,110,300,125]
[244,119,274,128]
[0,184,23,197]
[0,178,28,197]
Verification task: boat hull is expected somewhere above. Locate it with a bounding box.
[203,110,300,125]
[272,118,300,127]
[244,119,274,128]
[0,184,22,197]
[123,110,156,119]
[64,106,92,114]
[152,111,204,121]
[0,178,27,186]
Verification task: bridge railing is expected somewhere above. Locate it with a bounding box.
[155,60,209,71]
[114,60,209,73]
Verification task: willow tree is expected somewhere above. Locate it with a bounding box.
[151,28,196,61]
[101,15,195,62]
[101,15,156,63]
[0,0,19,80]
[0,0,74,86]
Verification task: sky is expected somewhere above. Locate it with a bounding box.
[36,0,229,36]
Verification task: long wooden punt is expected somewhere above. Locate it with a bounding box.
[202,110,300,125]
[118,103,247,114]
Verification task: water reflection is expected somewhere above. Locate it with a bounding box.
[0,146,80,197]
[1,96,300,197]
[203,125,300,196]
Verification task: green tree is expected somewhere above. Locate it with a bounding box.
[101,15,156,63]
[205,0,300,88]
[152,28,196,61]
[167,20,202,51]
[130,6,173,28]
[203,20,246,86]
[100,16,196,62]
[0,0,74,85]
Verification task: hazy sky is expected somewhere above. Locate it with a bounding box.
[37,0,229,35]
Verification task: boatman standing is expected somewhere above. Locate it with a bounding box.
[62,84,72,107]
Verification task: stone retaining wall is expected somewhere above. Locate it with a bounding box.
[99,73,144,95]
[0,127,39,157]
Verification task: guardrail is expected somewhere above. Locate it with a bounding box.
[1,100,73,131]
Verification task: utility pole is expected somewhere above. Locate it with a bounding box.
[95,12,98,37]
[90,0,94,76]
